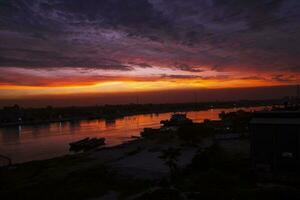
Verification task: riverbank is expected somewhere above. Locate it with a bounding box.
[0,100,279,127]
[0,129,234,199]
[2,117,300,199]
[2,132,299,199]
[0,105,273,165]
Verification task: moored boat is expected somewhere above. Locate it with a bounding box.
[69,137,105,152]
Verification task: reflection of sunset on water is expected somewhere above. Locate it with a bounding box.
[0,106,268,163]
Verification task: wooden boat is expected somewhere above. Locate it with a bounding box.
[0,154,12,167]
[69,137,90,146]
[69,137,105,152]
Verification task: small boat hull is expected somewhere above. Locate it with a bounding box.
[69,137,105,152]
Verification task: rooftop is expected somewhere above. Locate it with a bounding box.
[250,111,300,125]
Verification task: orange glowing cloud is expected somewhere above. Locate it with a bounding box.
[0,65,299,100]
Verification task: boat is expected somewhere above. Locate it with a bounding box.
[69,137,105,152]
[0,154,12,167]
[69,137,90,146]
[141,128,161,138]
[160,113,193,127]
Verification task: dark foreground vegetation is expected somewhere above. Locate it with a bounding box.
[1,144,299,199]
[0,99,281,127]
[0,155,150,200]
[136,145,300,200]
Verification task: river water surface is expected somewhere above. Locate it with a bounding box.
[0,106,268,164]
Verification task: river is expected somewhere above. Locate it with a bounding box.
[0,106,269,164]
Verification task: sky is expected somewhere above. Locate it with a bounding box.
[0,0,299,106]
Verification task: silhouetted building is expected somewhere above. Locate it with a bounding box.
[250,111,300,174]
[297,85,300,104]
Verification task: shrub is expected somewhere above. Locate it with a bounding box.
[177,124,213,143]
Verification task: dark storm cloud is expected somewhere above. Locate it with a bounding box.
[272,74,297,82]
[0,0,299,73]
[0,0,170,70]
[282,66,300,73]
[174,64,205,72]
[212,0,284,28]
[0,47,132,70]
[159,74,230,80]
[127,62,153,68]
[65,0,167,27]
[240,76,266,81]
[160,74,203,80]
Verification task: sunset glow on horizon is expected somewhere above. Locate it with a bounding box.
[0,0,299,105]
[0,66,298,99]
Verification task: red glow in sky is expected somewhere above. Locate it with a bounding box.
[0,0,299,106]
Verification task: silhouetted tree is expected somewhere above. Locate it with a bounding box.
[159,147,181,177]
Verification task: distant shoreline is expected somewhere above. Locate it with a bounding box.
[0,100,279,128]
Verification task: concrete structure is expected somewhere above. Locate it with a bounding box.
[250,111,300,174]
